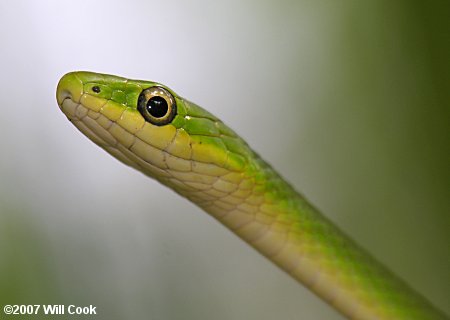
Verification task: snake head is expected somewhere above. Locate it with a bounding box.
[56,71,253,201]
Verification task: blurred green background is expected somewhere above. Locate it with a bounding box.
[0,1,448,319]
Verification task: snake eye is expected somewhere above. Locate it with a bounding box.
[137,86,176,126]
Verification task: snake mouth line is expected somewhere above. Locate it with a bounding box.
[60,98,111,146]
[59,95,241,174]
[59,98,238,200]
[59,98,175,182]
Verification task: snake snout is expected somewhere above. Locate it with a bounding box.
[56,72,84,106]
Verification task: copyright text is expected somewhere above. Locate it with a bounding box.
[3,305,97,316]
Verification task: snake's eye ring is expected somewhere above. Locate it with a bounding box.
[137,86,177,126]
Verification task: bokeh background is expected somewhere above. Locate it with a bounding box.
[0,1,448,319]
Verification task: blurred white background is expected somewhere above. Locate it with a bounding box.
[0,1,448,319]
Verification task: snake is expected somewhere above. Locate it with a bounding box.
[56,71,447,320]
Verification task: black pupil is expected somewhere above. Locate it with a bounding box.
[147,96,168,118]
[92,86,101,93]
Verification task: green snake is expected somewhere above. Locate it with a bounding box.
[56,71,447,320]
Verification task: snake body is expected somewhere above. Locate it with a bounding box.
[56,71,447,320]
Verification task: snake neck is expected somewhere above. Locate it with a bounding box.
[169,157,446,320]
